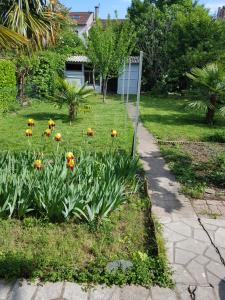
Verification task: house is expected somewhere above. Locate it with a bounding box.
[69,7,99,41]
[217,6,225,19]
[65,55,140,95]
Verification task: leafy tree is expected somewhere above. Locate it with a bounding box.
[151,0,193,9]
[128,0,225,92]
[54,80,93,121]
[186,63,225,124]
[86,19,136,102]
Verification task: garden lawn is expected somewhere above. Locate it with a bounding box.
[0,193,172,287]
[140,94,225,141]
[140,94,225,200]
[0,95,133,153]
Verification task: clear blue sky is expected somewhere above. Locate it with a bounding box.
[60,0,224,18]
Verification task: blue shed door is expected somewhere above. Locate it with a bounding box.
[117,64,139,95]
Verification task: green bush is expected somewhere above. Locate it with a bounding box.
[28,51,65,98]
[0,60,16,112]
[204,131,225,143]
[0,151,139,222]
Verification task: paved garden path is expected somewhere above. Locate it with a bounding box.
[128,103,225,300]
[0,104,225,300]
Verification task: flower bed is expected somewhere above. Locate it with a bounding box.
[0,151,138,222]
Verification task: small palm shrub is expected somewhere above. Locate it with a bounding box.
[186,63,225,125]
[0,151,139,222]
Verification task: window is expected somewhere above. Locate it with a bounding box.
[66,63,82,71]
[71,15,80,20]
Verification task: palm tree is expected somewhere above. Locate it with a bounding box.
[55,80,94,121]
[186,63,225,125]
[0,24,28,49]
[0,0,62,50]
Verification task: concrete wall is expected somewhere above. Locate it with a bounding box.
[117,64,139,95]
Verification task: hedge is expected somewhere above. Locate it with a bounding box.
[0,60,16,112]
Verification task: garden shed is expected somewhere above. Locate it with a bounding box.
[65,55,140,95]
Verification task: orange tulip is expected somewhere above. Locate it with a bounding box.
[25,129,32,137]
[67,159,75,170]
[87,128,94,136]
[44,129,51,137]
[27,118,35,127]
[34,160,42,170]
[54,133,62,141]
[111,130,118,138]
[48,119,55,129]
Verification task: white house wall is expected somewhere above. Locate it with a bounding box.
[75,14,94,41]
[117,64,139,95]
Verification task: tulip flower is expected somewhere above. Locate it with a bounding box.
[54,133,62,142]
[67,159,75,171]
[48,119,55,129]
[66,152,75,162]
[34,160,42,170]
[87,128,94,136]
[44,129,51,137]
[111,130,118,138]
[25,129,32,137]
[27,118,35,127]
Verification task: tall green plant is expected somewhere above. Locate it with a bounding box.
[186,63,225,124]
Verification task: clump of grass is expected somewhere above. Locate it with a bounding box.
[203,131,225,143]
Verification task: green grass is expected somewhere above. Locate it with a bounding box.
[0,193,172,287]
[0,95,133,153]
[140,94,225,141]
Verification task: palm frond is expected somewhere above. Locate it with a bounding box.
[0,24,28,49]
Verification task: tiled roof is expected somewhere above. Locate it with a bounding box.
[67,56,90,63]
[69,12,93,25]
[67,55,140,64]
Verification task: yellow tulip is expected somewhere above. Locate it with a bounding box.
[44,129,51,137]
[54,133,62,141]
[27,118,35,127]
[34,160,42,170]
[87,128,94,136]
[48,119,55,129]
[66,152,75,161]
[25,129,32,137]
[111,130,118,138]
[67,159,75,170]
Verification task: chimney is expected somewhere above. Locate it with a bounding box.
[95,6,99,20]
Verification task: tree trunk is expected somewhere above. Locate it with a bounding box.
[18,73,25,103]
[92,67,96,90]
[69,103,76,121]
[103,78,108,103]
[206,94,217,125]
